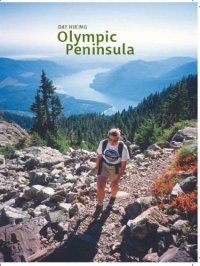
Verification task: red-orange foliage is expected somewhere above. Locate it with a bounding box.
[151,171,178,198]
[170,190,197,214]
[151,149,197,214]
[175,153,197,173]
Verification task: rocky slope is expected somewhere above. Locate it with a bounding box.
[0,121,29,147]
[0,127,197,262]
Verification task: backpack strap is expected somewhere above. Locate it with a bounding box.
[118,141,124,158]
[102,139,108,154]
[97,139,108,175]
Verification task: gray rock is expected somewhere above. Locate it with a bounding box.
[159,245,194,262]
[32,205,49,217]
[134,154,145,162]
[0,155,5,169]
[21,146,65,168]
[171,220,189,234]
[51,162,64,170]
[180,176,197,192]
[147,143,162,151]
[23,185,44,199]
[65,192,78,203]
[171,183,183,196]
[125,197,153,220]
[0,121,29,146]
[69,203,86,217]
[38,187,55,200]
[169,141,183,149]
[143,252,159,262]
[51,189,67,202]
[58,203,71,212]
[25,157,39,170]
[75,165,91,176]
[167,214,181,224]
[47,210,69,223]
[23,185,54,200]
[127,207,168,239]
[64,173,77,183]
[172,127,197,142]
[1,206,30,225]
[157,224,170,235]
[29,171,49,186]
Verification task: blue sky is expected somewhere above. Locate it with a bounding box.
[0,2,197,60]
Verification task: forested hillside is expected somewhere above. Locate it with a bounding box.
[62,75,197,150]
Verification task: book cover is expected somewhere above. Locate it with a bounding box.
[0,0,198,263]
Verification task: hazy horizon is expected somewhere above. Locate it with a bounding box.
[0,2,197,62]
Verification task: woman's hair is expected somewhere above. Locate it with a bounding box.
[108,128,121,137]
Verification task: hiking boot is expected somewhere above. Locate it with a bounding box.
[108,196,116,208]
[93,204,103,218]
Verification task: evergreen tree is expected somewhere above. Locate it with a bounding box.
[31,71,63,139]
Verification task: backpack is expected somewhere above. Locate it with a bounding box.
[97,139,125,175]
[120,136,132,158]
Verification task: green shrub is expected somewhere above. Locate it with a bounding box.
[46,131,69,153]
[15,137,29,150]
[0,144,15,158]
[135,118,162,150]
[30,132,47,146]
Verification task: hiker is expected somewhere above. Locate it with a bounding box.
[94,128,130,217]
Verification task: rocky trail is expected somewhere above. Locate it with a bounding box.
[0,125,197,262]
[44,149,176,262]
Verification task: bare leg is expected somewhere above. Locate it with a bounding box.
[97,176,108,204]
[110,179,119,197]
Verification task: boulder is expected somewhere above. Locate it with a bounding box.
[169,141,183,149]
[180,176,197,192]
[134,154,145,162]
[23,185,44,199]
[21,146,64,168]
[0,219,46,262]
[127,206,168,239]
[75,165,91,176]
[29,171,49,186]
[51,190,67,202]
[145,150,161,159]
[171,220,189,234]
[159,245,194,262]
[32,205,49,217]
[1,206,30,225]
[65,192,78,203]
[171,183,183,196]
[146,143,162,152]
[47,210,69,223]
[23,185,54,201]
[38,187,55,200]
[157,225,170,235]
[25,157,39,170]
[58,203,71,212]
[143,252,159,262]
[125,197,153,220]
[0,121,29,147]
[172,127,197,142]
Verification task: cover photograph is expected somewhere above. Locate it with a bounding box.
[0,0,198,263]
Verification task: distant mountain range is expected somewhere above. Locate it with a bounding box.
[90,57,197,100]
[0,58,111,116]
